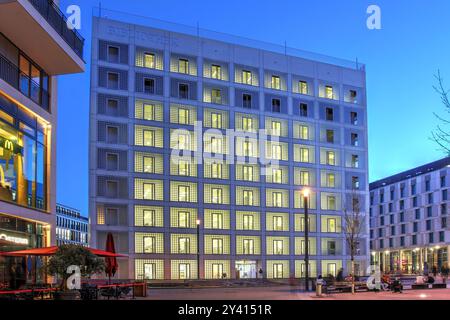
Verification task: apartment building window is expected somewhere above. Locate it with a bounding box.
[273,216,283,231]
[144,52,155,68]
[178,59,189,74]
[400,211,405,222]
[243,239,254,255]
[326,173,335,188]
[379,239,384,248]
[243,190,254,206]
[143,130,155,147]
[352,176,360,189]
[412,235,417,245]
[212,188,223,204]
[242,70,252,85]
[272,192,283,207]
[390,215,394,224]
[440,231,445,242]
[211,64,221,80]
[273,168,283,184]
[325,86,333,99]
[179,83,189,99]
[427,206,433,217]
[327,218,337,232]
[350,112,358,125]
[379,205,384,215]
[351,133,359,146]
[299,81,308,95]
[380,216,384,226]
[179,264,190,279]
[391,226,396,236]
[271,121,281,136]
[177,108,190,125]
[327,196,336,210]
[143,210,155,226]
[19,54,49,106]
[178,211,190,228]
[242,117,253,131]
[441,176,446,188]
[143,103,155,120]
[326,130,334,143]
[141,78,154,95]
[272,145,282,160]
[273,240,283,254]
[210,137,222,153]
[272,99,281,113]
[413,222,418,232]
[107,46,119,63]
[212,212,223,229]
[243,94,252,108]
[243,215,254,230]
[351,155,359,168]
[300,148,309,163]
[401,224,406,234]
[143,183,155,200]
[143,236,156,253]
[211,89,222,104]
[177,133,190,150]
[411,184,416,195]
[243,140,253,157]
[178,185,190,202]
[106,153,118,171]
[378,228,383,237]
[326,151,336,166]
[212,264,223,279]
[271,76,280,90]
[325,108,334,121]
[299,125,309,140]
[443,189,448,201]
[178,160,190,176]
[107,72,119,90]
[415,209,421,220]
[426,180,431,192]
[273,264,283,278]
[429,233,434,244]
[107,99,118,115]
[243,165,254,181]
[179,237,190,253]
[211,163,222,179]
[211,113,222,129]
[327,241,336,255]
[299,103,308,117]
[400,237,405,246]
[426,220,432,231]
[442,204,447,215]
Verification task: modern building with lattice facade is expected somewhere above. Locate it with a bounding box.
[89,10,369,281]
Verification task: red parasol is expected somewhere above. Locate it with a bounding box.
[105,233,118,282]
[0,246,126,258]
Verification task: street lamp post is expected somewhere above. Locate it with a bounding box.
[197,219,201,280]
[302,188,310,291]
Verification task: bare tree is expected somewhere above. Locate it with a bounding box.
[343,190,366,294]
[431,70,450,155]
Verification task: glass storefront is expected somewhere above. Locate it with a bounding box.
[0,215,46,289]
[0,94,47,210]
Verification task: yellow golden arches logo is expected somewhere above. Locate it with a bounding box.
[3,140,13,152]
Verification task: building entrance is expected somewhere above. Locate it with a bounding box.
[235,260,257,279]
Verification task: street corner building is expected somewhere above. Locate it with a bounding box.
[370,157,450,274]
[0,0,84,285]
[89,10,370,281]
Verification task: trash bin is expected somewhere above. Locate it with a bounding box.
[133,283,147,297]
[316,284,323,297]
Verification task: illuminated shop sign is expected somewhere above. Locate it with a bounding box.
[0,233,29,245]
[0,136,23,155]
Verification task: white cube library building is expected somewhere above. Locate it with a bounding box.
[89,12,369,281]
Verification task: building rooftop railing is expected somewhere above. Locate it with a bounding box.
[93,7,365,71]
[28,0,84,60]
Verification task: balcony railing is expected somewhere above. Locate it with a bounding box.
[0,52,50,111]
[27,0,84,60]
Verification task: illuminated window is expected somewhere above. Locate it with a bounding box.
[242,70,252,85]
[273,264,283,278]
[299,81,308,95]
[143,236,156,253]
[144,52,155,69]
[300,171,310,185]
[211,163,222,179]
[326,151,336,166]
[143,183,155,200]
[300,125,309,140]
[243,239,254,255]
[243,165,254,181]
[178,59,189,74]
[300,240,310,255]
[273,216,283,231]
[212,212,223,229]
[272,168,282,184]
[243,140,253,157]
[211,64,221,80]
[272,192,283,207]
[352,155,359,168]
[326,130,334,143]
[212,238,223,254]
[273,240,283,254]
[143,130,155,146]
[179,263,190,279]
[271,121,281,136]
[178,160,190,176]
[178,211,190,228]
[300,148,309,162]
[143,156,155,173]
[243,215,254,230]
[210,137,222,153]
[178,237,190,254]
[212,188,223,204]
[143,103,155,120]
[243,190,254,206]
[242,117,253,131]
[178,133,190,150]
[327,218,337,232]
[178,185,190,202]
[271,75,280,90]
[325,85,333,99]
[143,210,155,226]
[327,196,336,210]
[272,145,282,160]
[211,113,222,129]
[326,173,335,188]
[178,108,190,124]
[211,89,222,104]
[212,263,223,279]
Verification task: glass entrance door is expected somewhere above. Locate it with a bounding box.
[235,261,256,279]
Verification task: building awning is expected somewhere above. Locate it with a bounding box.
[0,246,127,257]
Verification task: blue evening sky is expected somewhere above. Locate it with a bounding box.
[56,0,450,215]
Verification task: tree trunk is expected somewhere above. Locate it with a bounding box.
[351,258,355,294]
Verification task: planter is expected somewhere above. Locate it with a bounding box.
[54,290,81,300]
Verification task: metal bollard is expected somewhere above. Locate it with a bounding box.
[316,284,323,297]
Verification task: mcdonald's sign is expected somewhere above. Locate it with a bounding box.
[0,136,22,155]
